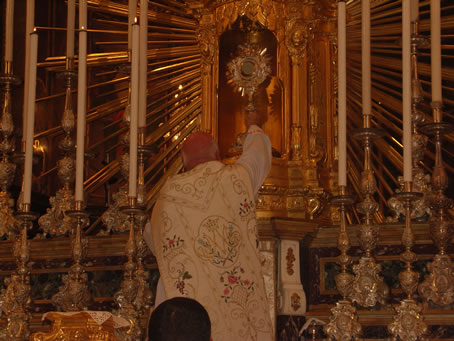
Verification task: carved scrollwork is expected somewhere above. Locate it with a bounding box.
[419,254,454,306]
[285,19,312,66]
[349,257,388,307]
[196,26,216,75]
[388,299,427,341]
[323,300,362,341]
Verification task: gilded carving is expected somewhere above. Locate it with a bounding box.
[285,18,312,66]
[388,299,427,341]
[286,247,295,276]
[196,26,216,75]
[323,300,362,341]
[290,293,301,312]
[419,254,454,306]
[349,257,388,307]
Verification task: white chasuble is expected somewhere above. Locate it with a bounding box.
[151,160,274,341]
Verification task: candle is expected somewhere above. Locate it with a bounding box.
[411,0,419,22]
[129,23,140,198]
[23,0,35,146]
[75,0,88,202]
[338,1,347,187]
[138,0,148,128]
[23,32,38,205]
[431,0,442,110]
[5,0,14,63]
[402,0,412,182]
[66,0,76,58]
[128,0,138,51]
[361,0,371,127]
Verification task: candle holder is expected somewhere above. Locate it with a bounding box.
[324,187,362,340]
[113,197,145,340]
[137,128,153,207]
[418,120,454,306]
[0,61,21,239]
[388,182,427,341]
[51,201,92,311]
[39,57,77,237]
[387,21,432,222]
[349,128,389,308]
[0,204,37,340]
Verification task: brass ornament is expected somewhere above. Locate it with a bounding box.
[0,209,37,340]
[388,299,427,341]
[418,121,454,306]
[323,300,362,341]
[52,210,92,312]
[196,26,216,75]
[349,257,388,307]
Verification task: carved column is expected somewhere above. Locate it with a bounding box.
[196,15,216,135]
[285,7,310,162]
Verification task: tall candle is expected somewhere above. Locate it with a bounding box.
[338,1,347,187]
[75,0,88,202]
[361,0,371,127]
[23,0,35,146]
[128,0,138,50]
[411,0,419,22]
[23,32,38,205]
[66,0,76,58]
[139,0,148,128]
[431,0,442,109]
[402,0,412,182]
[129,23,140,198]
[5,0,14,63]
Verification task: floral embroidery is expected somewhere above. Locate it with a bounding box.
[175,269,192,295]
[239,198,254,217]
[162,234,184,253]
[220,266,255,303]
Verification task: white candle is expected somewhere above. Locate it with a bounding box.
[129,23,140,198]
[361,0,371,127]
[128,0,138,50]
[338,1,347,187]
[23,0,35,145]
[138,0,148,128]
[411,0,419,22]
[23,32,38,205]
[66,0,76,58]
[5,0,14,62]
[75,0,88,202]
[402,0,412,182]
[79,0,87,29]
[431,0,442,107]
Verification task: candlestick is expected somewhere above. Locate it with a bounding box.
[129,23,140,198]
[402,0,412,182]
[75,1,87,202]
[411,0,419,22]
[66,0,76,58]
[23,0,35,146]
[138,0,148,128]
[23,32,38,205]
[361,0,371,128]
[431,0,442,117]
[338,1,347,187]
[5,0,14,63]
[128,0,138,51]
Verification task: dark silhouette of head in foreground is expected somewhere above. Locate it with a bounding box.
[148,297,211,341]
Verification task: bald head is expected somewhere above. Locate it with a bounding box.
[182,131,220,171]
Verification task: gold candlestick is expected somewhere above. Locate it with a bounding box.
[388,182,427,340]
[324,186,362,340]
[0,204,37,340]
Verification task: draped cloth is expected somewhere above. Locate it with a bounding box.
[151,159,274,341]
